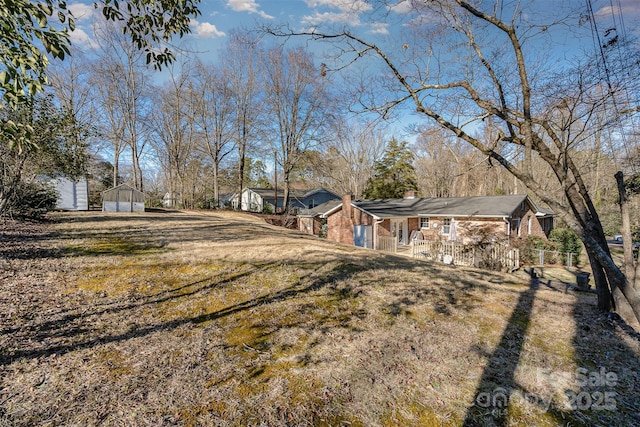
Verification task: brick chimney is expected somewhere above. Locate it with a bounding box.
[342,194,353,219]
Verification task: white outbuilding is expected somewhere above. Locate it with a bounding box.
[102,184,145,212]
[52,177,89,211]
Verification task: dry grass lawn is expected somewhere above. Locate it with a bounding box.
[1,210,639,426]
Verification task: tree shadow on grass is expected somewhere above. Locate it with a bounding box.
[463,267,640,426]
[0,246,497,373]
[0,256,376,366]
[0,268,256,337]
[463,271,541,425]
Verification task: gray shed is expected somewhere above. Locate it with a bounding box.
[102,184,145,212]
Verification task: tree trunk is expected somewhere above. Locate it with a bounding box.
[113,152,120,188]
[585,247,613,311]
[237,138,245,211]
[581,230,640,325]
[615,172,636,284]
[213,161,219,209]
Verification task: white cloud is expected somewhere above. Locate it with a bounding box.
[68,27,99,49]
[191,20,226,38]
[305,0,372,13]
[369,22,389,35]
[302,11,361,26]
[595,0,639,19]
[226,0,274,19]
[68,2,99,22]
[388,0,413,15]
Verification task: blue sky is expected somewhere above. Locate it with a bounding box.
[66,0,390,59]
[64,0,640,68]
[62,0,640,143]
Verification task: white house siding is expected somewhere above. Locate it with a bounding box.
[241,190,263,212]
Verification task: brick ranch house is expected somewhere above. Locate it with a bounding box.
[309,193,554,249]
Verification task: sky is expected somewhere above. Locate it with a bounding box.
[64,0,640,57]
[61,0,640,143]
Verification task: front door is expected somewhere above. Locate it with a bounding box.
[390,219,408,245]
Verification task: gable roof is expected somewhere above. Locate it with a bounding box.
[297,199,342,217]
[101,184,144,195]
[246,187,338,200]
[351,194,549,219]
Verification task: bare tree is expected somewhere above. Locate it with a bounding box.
[415,123,517,197]
[222,31,263,206]
[325,118,386,198]
[267,1,640,321]
[48,48,97,146]
[262,46,329,211]
[91,21,151,191]
[148,63,198,208]
[191,61,235,208]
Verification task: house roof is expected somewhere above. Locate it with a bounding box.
[352,194,550,219]
[297,199,342,217]
[246,187,338,200]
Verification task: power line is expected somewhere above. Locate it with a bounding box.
[585,0,634,168]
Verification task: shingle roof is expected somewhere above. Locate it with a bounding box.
[247,187,337,199]
[352,194,542,219]
[297,199,342,217]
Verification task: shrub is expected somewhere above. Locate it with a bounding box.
[549,228,582,264]
[549,228,582,256]
[4,181,58,218]
[523,235,557,251]
[262,203,274,214]
[511,236,558,265]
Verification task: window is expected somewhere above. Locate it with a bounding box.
[420,217,430,229]
[442,218,451,234]
[527,216,532,235]
[308,199,317,209]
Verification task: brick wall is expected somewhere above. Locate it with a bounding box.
[510,201,548,240]
[326,195,377,245]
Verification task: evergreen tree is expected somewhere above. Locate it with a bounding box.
[362,138,417,199]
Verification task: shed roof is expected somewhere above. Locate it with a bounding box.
[101,184,144,195]
[352,194,546,219]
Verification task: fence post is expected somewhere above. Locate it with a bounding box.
[538,249,544,266]
[567,252,573,268]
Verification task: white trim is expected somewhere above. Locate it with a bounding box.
[441,218,452,235]
[420,217,430,229]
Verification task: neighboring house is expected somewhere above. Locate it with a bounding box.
[297,199,342,235]
[102,184,145,212]
[231,187,340,213]
[325,193,554,249]
[51,177,89,211]
[218,193,235,209]
[162,192,174,208]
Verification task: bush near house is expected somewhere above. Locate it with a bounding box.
[513,236,558,265]
[549,227,582,259]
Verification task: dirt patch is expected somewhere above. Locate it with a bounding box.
[1,210,639,426]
